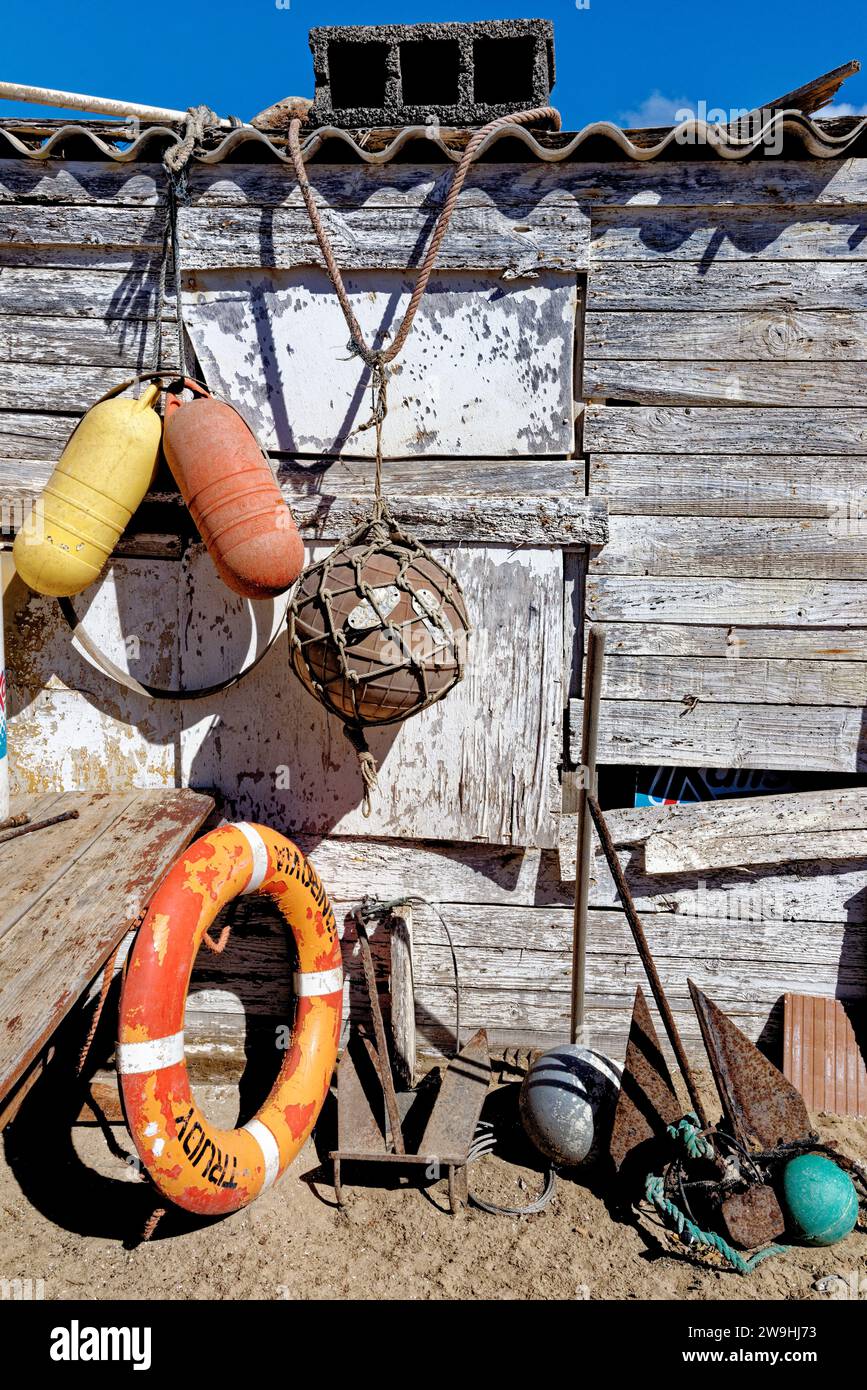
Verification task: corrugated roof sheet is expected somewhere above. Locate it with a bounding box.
[1,111,866,163]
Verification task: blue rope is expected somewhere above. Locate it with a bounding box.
[645,1114,789,1276]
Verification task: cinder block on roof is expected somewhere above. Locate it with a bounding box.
[308,20,555,130]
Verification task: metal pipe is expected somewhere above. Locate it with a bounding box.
[586,792,709,1129]
[0,808,79,845]
[0,81,244,130]
[354,911,405,1155]
[570,625,605,1044]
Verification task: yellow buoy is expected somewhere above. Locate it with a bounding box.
[13,383,162,597]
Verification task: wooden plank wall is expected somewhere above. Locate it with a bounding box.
[2,155,866,1064]
[581,185,867,772]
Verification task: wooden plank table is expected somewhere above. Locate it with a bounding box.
[0,788,214,1123]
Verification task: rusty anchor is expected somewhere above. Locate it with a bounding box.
[588,793,819,1254]
[330,901,491,1213]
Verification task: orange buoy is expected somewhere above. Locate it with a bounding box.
[117,823,342,1215]
[163,380,303,598]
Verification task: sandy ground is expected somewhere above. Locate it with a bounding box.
[1,1060,865,1303]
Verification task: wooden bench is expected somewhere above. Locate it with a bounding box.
[0,787,213,1125]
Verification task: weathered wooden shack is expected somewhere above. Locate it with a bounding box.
[1,97,866,1086]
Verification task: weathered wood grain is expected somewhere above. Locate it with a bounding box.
[8,688,178,793]
[597,785,867,840]
[0,411,79,459]
[389,905,415,1088]
[588,621,867,660]
[1,464,607,546]
[0,205,164,253]
[411,902,866,966]
[589,207,867,261]
[1,441,582,491]
[277,455,584,499]
[5,556,180,700]
[284,494,606,545]
[586,261,867,312]
[0,160,165,206]
[303,826,862,929]
[593,654,866,706]
[589,454,867,518]
[567,829,867,924]
[184,160,867,210]
[7,159,867,214]
[0,788,213,1101]
[0,365,159,414]
[595,515,867,580]
[296,834,570,908]
[587,574,867,625]
[187,163,581,211]
[0,313,167,366]
[0,791,138,940]
[179,543,564,847]
[0,246,160,273]
[632,787,867,873]
[417,945,866,998]
[178,204,589,273]
[0,266,170,319]
[183,267,577,457]
[178,896,866,1063]
[585,310,867,361]
[177,994,771,1062]
[584,405,867,454]
[568,696,867,771]
[648,827,867,875]
[583,359,867,408]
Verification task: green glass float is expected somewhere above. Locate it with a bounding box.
[781,1154,859,1247]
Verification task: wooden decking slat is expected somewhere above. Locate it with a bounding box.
[0,788,213,1104]
[0,791,139,942]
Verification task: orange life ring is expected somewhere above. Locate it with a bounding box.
[117,823,342,1215]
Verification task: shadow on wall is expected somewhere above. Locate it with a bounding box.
[4,545,399,836]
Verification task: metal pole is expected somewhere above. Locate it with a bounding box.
[586,792,709,1129]
[0,80,245,129]
[570,625,605,1044]
[0,808,79,846]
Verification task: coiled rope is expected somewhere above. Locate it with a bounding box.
[645,1115,789,1275]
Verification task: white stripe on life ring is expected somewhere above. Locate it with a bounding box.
[294,966,344,997]
[117,1030,185,1075]
[231,823,269,894]
[242,1117,281,1190]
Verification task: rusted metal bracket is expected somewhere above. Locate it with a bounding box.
[331,1027,490,1214]
[331,906,490,1213]
[354,912,405,1154]
[586,793,708,1128]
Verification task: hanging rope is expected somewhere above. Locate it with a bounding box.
[157,109,207,384]
[76,940,123,1076]
[287,106,561,372]
[286,107,557,809]
[287,104,561,524]
[157,104,244,386]
[342,721,380,818]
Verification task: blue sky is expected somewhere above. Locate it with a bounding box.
[2,0,865,129]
